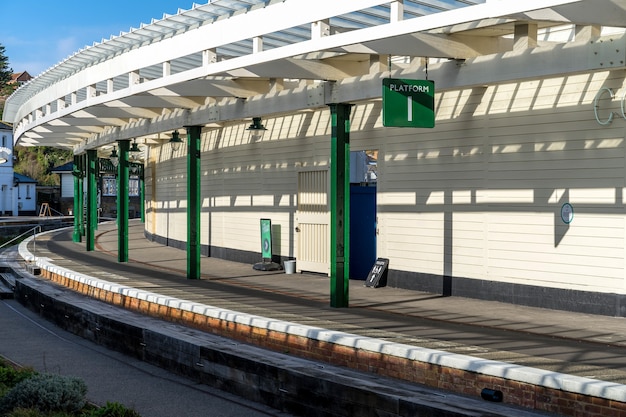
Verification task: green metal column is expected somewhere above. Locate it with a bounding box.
[80,153,87,237]
[117,140,130,262]
[86,150,98,251]
[80,154,86,237]
[186,126,201,279]
[329,103,351,308]
[72,154,83,242]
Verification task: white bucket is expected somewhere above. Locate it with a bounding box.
[284,260,296,274]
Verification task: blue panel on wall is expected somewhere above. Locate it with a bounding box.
[349,185,376,280]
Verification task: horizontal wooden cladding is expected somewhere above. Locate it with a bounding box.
[144,69,626,296]
[376,71,626,293]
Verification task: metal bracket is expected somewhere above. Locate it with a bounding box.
[590,36,626,69]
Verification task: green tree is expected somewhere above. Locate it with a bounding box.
[0,43,13,87]
[0,43,16,115]
[13,146,73,186]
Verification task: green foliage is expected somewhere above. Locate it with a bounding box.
[13,146,73,186]
[0,374,87,414]
[0,43,12,87]
[2,407,73,416]
[2,407,42,417]
[4,408,79,417]
[0,43,15,102]
[0,360,141,416]
[0,363,35,397]
[85,402,142,417]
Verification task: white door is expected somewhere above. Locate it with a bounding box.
[295,170,330,275]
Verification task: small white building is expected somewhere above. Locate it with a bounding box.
[0,122,38,216]
[0,121,17,216]
[13,173,37,215]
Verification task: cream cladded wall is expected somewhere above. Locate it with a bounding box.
[146,69,626,296]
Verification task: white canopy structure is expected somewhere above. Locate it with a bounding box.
[5,0,626,153]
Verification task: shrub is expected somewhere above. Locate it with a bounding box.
[0,364,36,396]
[0,373,87,414]
[2,408,41,417]
[86,402,142,417]
[0,408,78,417]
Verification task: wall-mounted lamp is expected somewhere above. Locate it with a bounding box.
[247,117,267,141]
[0,154,7,165]
[109,147,119,167]
[169,130,183,151]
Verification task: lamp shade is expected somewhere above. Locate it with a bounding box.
[129,140,140,153]
[169,131,183,151]
[109,147,119,167]
[247,117,267,131]
[247,117,267,140]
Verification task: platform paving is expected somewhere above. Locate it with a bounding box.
[6,219,626,416]
[29,222,626,379]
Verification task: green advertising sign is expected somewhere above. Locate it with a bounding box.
[382,78,435,128]
[260,218,272,260]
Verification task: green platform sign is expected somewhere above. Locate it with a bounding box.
[382,78,435,128]
[260,218,272,260]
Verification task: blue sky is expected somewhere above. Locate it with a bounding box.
[2,1,194,76]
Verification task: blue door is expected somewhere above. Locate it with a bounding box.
[349,184,376,280]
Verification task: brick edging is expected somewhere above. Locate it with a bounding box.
[19,237,626,417]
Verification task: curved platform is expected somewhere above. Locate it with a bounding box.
[9,220,626,416]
